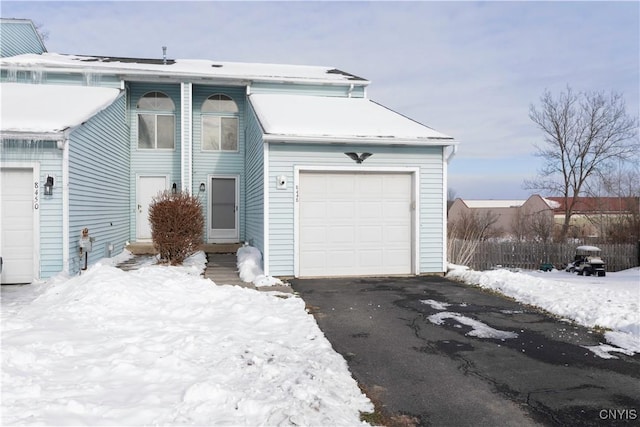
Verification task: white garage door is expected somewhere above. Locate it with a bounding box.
[299,171,413,277]
[1,168,35,284]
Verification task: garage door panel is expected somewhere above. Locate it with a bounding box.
[327,227,355,244]
[327,251,356,268]
[300,226,328,243]
[383,174,412,194]
[2,168,35,284]
[384,225,412,242]
[299,171,413,277]
[327,201,355,220]
[358,249,383,266]
[358,202,383,219]
[358,226,383,244]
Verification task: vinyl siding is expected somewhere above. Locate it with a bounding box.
[192,85,246,241]
[128,82,182,241]
[268,143,445,276]
[0,20,46,57]
[68,94,129,274]
[1,140,62,279]
[244,105,265,253]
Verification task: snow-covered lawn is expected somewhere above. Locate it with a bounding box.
[447,265,640,358]
[3,248,638,426]
[1,251,372,426]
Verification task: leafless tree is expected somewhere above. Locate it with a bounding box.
[525,86,639,240]
[527,211,555,243]
[448,210,500,266]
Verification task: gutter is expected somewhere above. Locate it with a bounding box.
[262,134,458,146]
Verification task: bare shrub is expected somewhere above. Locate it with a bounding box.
[149,191,204,265]
[448,211,499,266]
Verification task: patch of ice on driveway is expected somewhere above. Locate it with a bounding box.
[428,312,518,339]
[420,299,451,310]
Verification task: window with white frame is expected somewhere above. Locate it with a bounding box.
[202,94,238,151]
[137,91,175,149]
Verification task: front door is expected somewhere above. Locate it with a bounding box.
[208,176,238,242]
[136,175,168,241]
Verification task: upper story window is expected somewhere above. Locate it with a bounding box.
[137,91,175,150]
[201,94,238,151]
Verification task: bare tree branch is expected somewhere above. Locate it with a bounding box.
[525,86,639,240]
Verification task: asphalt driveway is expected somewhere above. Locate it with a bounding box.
[290,276,640,426]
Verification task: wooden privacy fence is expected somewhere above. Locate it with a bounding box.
[448,240,639,272]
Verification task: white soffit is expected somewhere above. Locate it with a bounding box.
[0,83,121,137]
[249,94,455,145]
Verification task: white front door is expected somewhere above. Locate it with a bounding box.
[208,176,238,242]
[298,171,413,277]
[1,168,36,284]
[136,175,168,241]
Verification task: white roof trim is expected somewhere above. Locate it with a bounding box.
[1,53,370,86]
[250,93,455,145]
[1,83,121,138]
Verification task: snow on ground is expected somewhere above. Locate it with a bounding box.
[421,300,519,340]
[1,251,372,426]
[446,265,640,358]
[236,245,286,287]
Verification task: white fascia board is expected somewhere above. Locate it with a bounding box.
[0,131,65,141]
[263,134,458,146]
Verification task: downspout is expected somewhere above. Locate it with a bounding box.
[446,144,458,163]
[60,135,70,274]
[443,143,457,273]
[347,84,354,98]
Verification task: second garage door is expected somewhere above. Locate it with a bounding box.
[298,171,413,277]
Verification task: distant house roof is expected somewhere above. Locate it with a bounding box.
[0,83,122,139]
[452,195,559,210]
[545,197,640,214]
[249,93,455,145]
[459,200,527,209]
[0,53,370,86]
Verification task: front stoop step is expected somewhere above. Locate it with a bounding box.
[125,242,243,255]
[115,250,292,294]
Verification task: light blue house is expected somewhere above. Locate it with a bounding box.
[0,18,457,283]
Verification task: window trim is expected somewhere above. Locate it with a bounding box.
[200,94,239,153]
[201,115,239,152]
[136,91,176,151]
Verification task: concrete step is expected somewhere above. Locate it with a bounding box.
[126,242,243,255]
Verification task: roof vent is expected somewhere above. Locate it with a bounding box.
[162,46,167,65]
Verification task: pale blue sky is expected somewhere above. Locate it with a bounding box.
[2,1,638,199]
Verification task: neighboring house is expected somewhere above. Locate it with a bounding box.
[0,18,457,283]
[545,197,640,239]
[448,195,555,239]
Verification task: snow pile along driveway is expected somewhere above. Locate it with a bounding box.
[2,253,372,426]
[446,266,640,357]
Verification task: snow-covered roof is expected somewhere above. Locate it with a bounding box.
[249,93,455,145]
[0,83,122,139]
[462,200,526,208]
[543,198,561,209]
[0,53,369,86]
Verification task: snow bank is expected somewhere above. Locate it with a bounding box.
[237,245,286,287]
[2,257,371,425]
[446,266,640,356]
